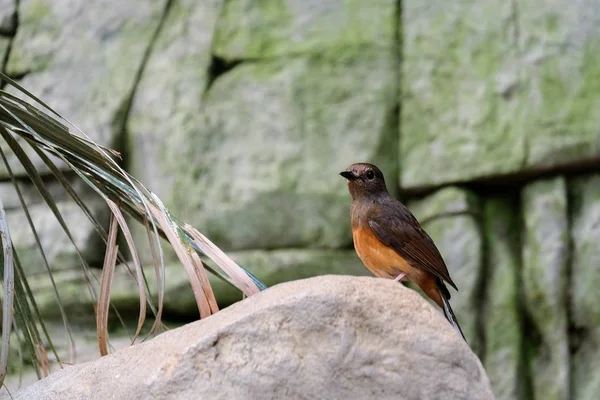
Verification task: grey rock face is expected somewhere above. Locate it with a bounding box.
[0,0,15,35]
[408,187,483,355]
[29,249,372,320]
[401,0,600,190]
[11,275,494,400]
[0,37,9,62]
[482,197,522,400]
[7,198,107,275]
[570,174,600,400]
[3,0,166,178]
[213,0,397,59]
[402,0,526,189]
[522,177,569,400]
[132,47,397,251]
[128,0,221,212]
[517,1,600,170]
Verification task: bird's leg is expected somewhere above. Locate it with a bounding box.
[393,272,407,282]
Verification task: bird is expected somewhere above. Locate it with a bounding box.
[339,162,465,341]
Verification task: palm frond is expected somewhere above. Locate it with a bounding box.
[0,71,267,386]
[0,196,15,384]
[0,145,76,365]
[97,213,119,357]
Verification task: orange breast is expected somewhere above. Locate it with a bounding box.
[352,225,421,280]
[352,225,444,308]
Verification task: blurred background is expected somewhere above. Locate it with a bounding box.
[1,0,600,399]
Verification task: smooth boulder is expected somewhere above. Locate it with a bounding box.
[12,275,494,400]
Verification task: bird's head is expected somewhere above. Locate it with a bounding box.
[339,163,389,200]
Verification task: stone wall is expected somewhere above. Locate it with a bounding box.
[2,1,600,399]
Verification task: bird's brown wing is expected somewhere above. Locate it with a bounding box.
[367,202,458,291]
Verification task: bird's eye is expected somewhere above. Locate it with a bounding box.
[366,170,375,180]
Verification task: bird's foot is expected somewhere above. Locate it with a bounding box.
[393,273,407,282]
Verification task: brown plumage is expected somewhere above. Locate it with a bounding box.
[340,162,465,340]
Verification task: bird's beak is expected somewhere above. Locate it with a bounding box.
[339,171,357,180]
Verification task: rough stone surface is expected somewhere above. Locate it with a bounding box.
[0,37,9,63]
[408,186,479,223]
[7,198,108,275]
[2,0,166,178]
[145,48,397,251]
[1,323,135,396]
[482,197,522,400]
[401,0,600,189]
[521,177,569,400]
[26,268,98,322]
[518,1,600,169]
[172,249,371,311]
[213,0,397,60]
[408,187,483,355]
[128,0,221,210]
[32,250,371,320]
[0,0,15,35]
[402,0,525,189]
[10,276,494,400]
[570,174,600,400]
[0,178,90,211]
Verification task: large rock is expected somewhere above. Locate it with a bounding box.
[521,177,569,400]
[133,48,397,251]
[408,187,483,355]
[0,0,15,35]
[11,276,494,400]
[482,197,522,400]
[401,0,600,190]
[2,322,135,395]
[3,0,166,178]
[212,0,397,60]
[570,174,600,400]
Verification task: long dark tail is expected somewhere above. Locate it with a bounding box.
[437,281,466,342]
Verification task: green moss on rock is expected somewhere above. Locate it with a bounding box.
[401,0,526,189]
[401,0,600,189]
[518,2,600,169]
[2,0,166,179]
[131,47,397,251]
[213,0,397,60]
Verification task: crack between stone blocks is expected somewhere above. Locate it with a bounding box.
[420,210,478,226]
[110,0,174,173]
[471,198,487,362]
[564,178,576,400]
[404,156,600,197]
[501,192,531,400]
[515,188,535,400]
[202,0,232,97]
[202,14,394,99]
